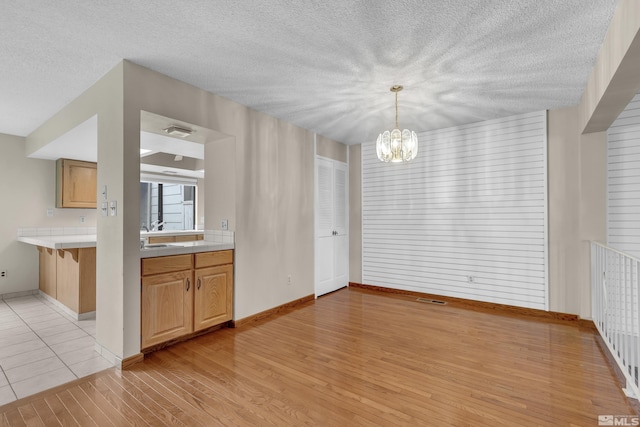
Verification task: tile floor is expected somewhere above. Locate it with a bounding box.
[0,294,113,405]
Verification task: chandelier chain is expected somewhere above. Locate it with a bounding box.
[395,91,398,129]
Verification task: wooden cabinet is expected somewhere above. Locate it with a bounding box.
[37,246,96,315]
[56,248,96,314]
[56,158,97,208]
[38,247,57,298]
[141,250,233,349]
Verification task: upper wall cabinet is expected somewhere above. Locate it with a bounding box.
[56,158,97,208]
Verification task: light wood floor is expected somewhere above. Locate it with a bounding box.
[0,287,636,426]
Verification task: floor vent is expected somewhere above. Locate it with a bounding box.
[416,297,447,305]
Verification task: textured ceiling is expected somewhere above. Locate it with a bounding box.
[0,0,618,145]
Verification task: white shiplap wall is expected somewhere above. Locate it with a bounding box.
[607,93,640,258]
[362,111,548,309]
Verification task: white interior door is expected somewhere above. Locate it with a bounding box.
[315,156,348,297]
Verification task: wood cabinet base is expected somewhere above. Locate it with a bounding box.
[141,322,231,354]
[37,246,96,315]
[141,250,234,351]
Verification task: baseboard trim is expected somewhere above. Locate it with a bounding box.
[0,289,38,300]
[349,282,585,324]
[37,291,95,321]
[231,294,315,329]
[121,353,144,369]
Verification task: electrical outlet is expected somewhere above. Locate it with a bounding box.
[80,216,86,223]
[46,208,54,217]
[467,275,474,283]
[287,274,292,285]
[0,270,7,278]
[221,219,228,230]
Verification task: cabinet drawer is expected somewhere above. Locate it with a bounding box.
[194,250,233,268]
[142,254,193,276]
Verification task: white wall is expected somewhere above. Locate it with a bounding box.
[0,133,97,296]
[361,111,548,309]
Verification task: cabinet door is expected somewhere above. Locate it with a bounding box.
[141,270,193,349]
[194,265,233,331]
[57,159,97,208]
[38,247,57,298]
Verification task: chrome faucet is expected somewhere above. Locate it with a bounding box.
[150,220,165,231]
[141,225,149,232]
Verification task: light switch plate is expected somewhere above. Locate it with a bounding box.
[46,208,54,217]
[109,200,117,216]
[101,202,108,217]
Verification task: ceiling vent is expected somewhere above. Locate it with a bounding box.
[163,125,193,138]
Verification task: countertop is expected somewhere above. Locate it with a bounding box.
[17,234,97,249]
[17,234,233,257]
[139,240,234,258]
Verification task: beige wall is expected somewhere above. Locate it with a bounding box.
[196,177,205,228]
[548,107,608,318]
[123,63,315,338]
[547,107,582,315]
[579,132,607,317]
[580,0,640,134]
[25,63,126,358]
[0,133,97,296]
[348,144,362,283]
[316,134,347,163]
[24,60,318,359]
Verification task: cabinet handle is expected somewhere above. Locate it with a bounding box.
[197,278,201,290]
[186,278,190,291]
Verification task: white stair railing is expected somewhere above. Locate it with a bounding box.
[591,241,640,400]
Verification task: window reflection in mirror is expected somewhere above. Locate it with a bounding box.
[140,182,195,231]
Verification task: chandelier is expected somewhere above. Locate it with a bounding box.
[376,85,418,162]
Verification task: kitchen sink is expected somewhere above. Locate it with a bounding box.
[142,243,186,249]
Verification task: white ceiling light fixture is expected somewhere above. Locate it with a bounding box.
[163,125,194,138]
[376,85,418,163]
